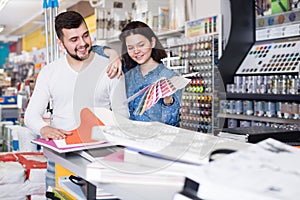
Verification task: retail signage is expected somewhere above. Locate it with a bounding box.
[185,15,219,38]
[0,96,17,104]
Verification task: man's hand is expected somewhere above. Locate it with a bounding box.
[40,126,72,141]
[104,48,123,79]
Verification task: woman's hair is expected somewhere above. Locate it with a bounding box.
[55,11,87,41]
[119,21,167,71]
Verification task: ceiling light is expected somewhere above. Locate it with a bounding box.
[0,25,5,33]
[0,0,10,11]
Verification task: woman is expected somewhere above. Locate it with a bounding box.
[119,21,182,126]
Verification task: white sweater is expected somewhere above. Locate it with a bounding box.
[24,54,129,134]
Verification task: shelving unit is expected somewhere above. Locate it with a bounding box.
[218,90,300,129]
[218,113,300,125]
[168,15,223,135]
[217,2,300,134]
[3,61,35,89]
[163,30,221,134]
[224,93,300,101]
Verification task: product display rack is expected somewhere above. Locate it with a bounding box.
[164,34,220,134]
[217,3,300,133]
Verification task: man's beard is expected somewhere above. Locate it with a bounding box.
[65,44,92,61]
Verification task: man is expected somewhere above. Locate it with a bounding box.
[25,10,128,140]
[24,11,129,188]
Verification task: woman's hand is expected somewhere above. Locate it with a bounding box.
[163,96,174,106]
[40,126,72,141]
[105,48,123,79]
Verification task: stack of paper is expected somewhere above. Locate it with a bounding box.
[86,149,197,186]
[181,138,300,200]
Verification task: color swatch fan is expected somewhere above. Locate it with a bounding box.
[129,76,190,116]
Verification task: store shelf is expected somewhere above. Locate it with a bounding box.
[256,9,300,41]
[223,93,300,101]
[218,113,300,124]
[106,28,185,44]
[106,36,120,44]
[156,27,184,40]
[168,65,186,70]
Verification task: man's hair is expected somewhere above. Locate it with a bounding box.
[119,21,167,71]
[55,11,86,41]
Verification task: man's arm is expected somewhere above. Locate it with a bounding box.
[24,67,71,140]
[24,68,52,135]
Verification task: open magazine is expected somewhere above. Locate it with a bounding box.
[31,108,115,153]
[127,75,190,116]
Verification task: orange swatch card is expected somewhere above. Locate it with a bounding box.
[65,108,105,145]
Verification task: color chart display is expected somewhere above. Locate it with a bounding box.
[236,38,300,75]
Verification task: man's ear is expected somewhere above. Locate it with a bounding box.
[151,37,156,48]
[57,38,65,50]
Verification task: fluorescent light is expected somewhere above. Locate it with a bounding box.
[0,25,4,33]
[0,0,10,11]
